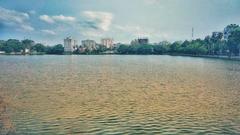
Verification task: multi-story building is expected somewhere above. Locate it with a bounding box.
[82,40,97,51]
[101,38,114,49]
[64,37,77,52]
[131,38,149,45]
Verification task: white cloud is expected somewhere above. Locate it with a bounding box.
[0,6,34,31]
[39,15,55,24]
[52,15,76,22]
[20,25,35,31]
[41,29,56,35]
[81,30,102,38]
[114,24,172,42]
[82,11,113,31]
[115,25,151,37]
[144,0,158,4]
[29,10,36,15]
[39,14,76,24]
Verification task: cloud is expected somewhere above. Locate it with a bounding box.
[82,11,113,31]
[20,25,34,31]
[0,6,34,31]
[115,25,151,37]
[39,14,76,24]
[52,15,76,22]
[38,11,113,39]
[29,10,36,15]
[39,15,55,24]
[114,24,171,42]
[41,29,56,35]
[144,0,159,4]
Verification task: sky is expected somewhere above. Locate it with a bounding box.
[0,0,240,45]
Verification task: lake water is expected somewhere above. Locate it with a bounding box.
[0,55,240,134]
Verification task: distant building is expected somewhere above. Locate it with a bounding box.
[82,40,97,51]
[25,48,30,53]
[224,24,239,40]
[78,46,86,53]
[101,38,114,49]
[64,37,77,52]
[131,38,149,45]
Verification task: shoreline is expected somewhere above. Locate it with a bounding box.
[0,53,240,61]
[168,54,240,61]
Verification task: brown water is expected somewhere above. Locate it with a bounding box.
[0,55,240,134]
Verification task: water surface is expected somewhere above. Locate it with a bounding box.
[0,55,240,134]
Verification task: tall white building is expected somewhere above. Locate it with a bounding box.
[82,40,97,50]
[64,37,77,52]
[101,38,114,49]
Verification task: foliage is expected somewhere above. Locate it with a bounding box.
[32,43,46,52]
[46,44,64,54]
[117,45,130,54]
[153,45,169,54]
[22,39,34,50]
[185,42,207,55]
[3,39,23,53]
[0,24,240,56]
[227,28,240,56]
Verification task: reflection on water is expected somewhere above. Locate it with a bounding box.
[0,55,240,134]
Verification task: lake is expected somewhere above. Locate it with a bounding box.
[0,55,240,134]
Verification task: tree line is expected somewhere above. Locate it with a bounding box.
[0,24,240,56]
[0,39,64,54]
[117,24,240,57]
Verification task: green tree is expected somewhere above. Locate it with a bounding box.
[45,44,64,54]
[117,44,129,54]
[3,39,23,53]
[181,40,190,48]
[224,24,239,40]
[185,42,207,55]
[51,44,64,54]
[204,35,212,54]
[211,32,223,55]
[128,45,139,54]
[170,41,182,53]
[153,45,168,54]
[137,45,153,54]
[32,43,46,52]
[22,39,35,50]
[159,41,171,46]
[0,40,5,51]
[227,28,240,56]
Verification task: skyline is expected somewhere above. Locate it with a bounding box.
[0,0,240,45]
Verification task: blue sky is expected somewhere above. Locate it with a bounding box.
[0,0,240,45]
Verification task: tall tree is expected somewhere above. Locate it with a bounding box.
[3,39,23,53]
[22,39,35,50]
[32,43,46,52]
[227,28,240,56]
[210,32,223,55]
[51,44,64,54]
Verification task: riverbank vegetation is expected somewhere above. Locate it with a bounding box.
[0,24,240,57]
[0,39,64,55]
[117,24,240,57]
